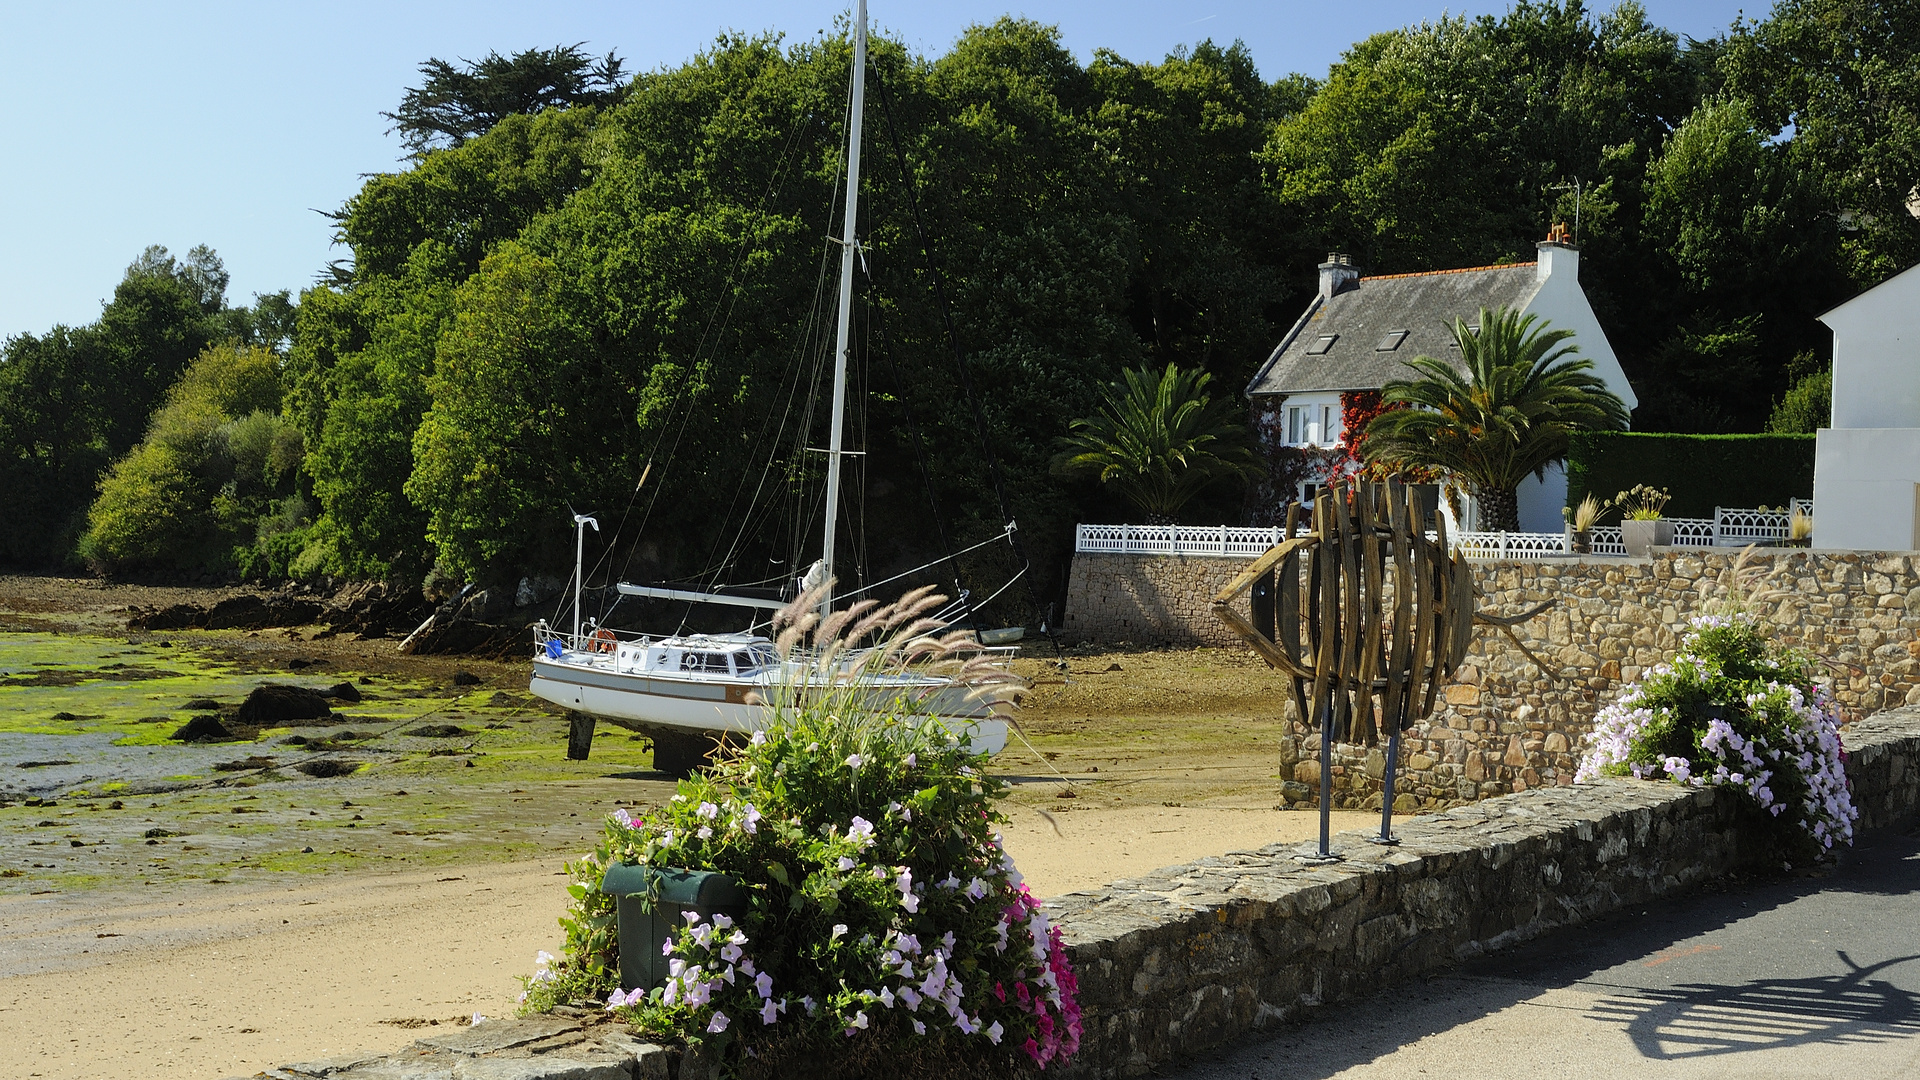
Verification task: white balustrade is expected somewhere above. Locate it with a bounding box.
[1077,502,1815,561]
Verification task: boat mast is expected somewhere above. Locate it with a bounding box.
[820,0,867,611]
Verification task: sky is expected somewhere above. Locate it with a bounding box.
[0,0,1756,342]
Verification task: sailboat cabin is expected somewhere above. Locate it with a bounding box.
[611,635,779,678]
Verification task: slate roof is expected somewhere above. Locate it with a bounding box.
[1248,262,1543,396]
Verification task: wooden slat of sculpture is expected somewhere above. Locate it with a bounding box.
[1406,485,1438,729]
[1390,480,1420,726]
[1210,479,1554,745]
[1309,495,1340,735]
[1351,488,1383,745]
[1279,502,1308,729]
[1337,489,1364,740]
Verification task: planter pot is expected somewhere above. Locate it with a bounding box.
[601,864,747,991]
[1570,530,1592,555]
[1620,518,1673,557]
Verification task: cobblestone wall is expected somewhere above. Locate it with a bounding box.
[1063,549,1920,810]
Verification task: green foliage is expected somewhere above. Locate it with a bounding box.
[1364,306,1630,531]
[1052,363,1258,523]
[1261,3,1703,273]
[0,245,290,567]
[1724,0,1920,281]
[79,342,307,575]
[385,43,627,155]
[1766,370,1831,434]
[1565,431,1814,518]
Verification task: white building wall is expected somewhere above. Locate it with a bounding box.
[1522,243,1640,415]
[1812,262,1920,549]
[1813,428,1920,550]
[1824,263,1920,430]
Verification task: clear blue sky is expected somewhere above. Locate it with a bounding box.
[0,1,1753,342]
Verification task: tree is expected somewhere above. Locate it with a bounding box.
[1363,306,1630,531]
[1052,363,1258,523]
[80,342,303,573]
[385,44,627,155]
[0,247,231,566]
[1724,0,1920,281]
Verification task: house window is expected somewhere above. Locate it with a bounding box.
[1284,402,1344,447]
[1305,334,1338,355]
[1376,330,1409,351]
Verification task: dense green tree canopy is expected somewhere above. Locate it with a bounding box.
[3,0,1905,605]
[0,246,291,567]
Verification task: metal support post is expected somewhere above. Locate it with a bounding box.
[1297,704,1342,864]
[1370,729,1402,846]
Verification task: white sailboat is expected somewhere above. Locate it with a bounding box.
[526,0,1010,771]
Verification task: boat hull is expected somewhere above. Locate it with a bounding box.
[529,658,1008,755]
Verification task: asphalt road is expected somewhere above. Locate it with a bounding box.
[1168,824,1920,1080]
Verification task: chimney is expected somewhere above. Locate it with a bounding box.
[1536,228,1578,283]
[1317,252,1359,299]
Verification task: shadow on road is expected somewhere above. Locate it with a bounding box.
[1590,950,1920,1059]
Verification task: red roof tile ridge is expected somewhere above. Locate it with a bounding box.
[1361,262,1537,282]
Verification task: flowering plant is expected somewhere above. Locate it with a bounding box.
[1576,612,1856,852]
[522,586,1077,1078]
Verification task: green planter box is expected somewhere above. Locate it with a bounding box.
[600,864,748,992]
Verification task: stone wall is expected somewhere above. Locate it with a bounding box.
[1062,553,1251,648]
[1063,548,1920,809]
[1050,708,1920,1079]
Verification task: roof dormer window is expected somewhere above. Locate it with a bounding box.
[1376,330,1409,351]
[1305,334,1338,355]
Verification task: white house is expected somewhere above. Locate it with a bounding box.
[1247,237,1638,532]
[1812,262,1920,549]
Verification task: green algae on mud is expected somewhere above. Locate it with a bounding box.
[0,737,676,896]
[0,627,689,894]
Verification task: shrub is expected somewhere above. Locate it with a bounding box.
[80,341,308,574]
[1766,370,1830,434]
[1565,431,1814,519]
[1576,610,1855,852]
[521,587,1075,1077]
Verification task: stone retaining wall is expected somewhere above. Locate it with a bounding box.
[1049,707,1920,1079]
[1064,548,1920,809]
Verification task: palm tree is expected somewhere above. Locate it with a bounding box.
[1363,306,1629,532]
[1053,363,1259,524]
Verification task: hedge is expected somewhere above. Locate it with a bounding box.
[1565,432,1815,519]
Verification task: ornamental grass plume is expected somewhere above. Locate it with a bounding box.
[520,585,1076,1079]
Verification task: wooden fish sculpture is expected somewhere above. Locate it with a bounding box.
[1212,479,1553,746]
